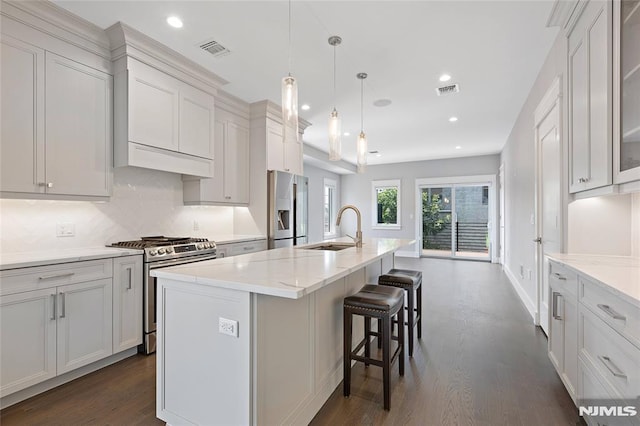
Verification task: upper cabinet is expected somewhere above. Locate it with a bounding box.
[614,0,640,183]
[567,0,613,193]
[183,102,250,206]
[106,23,226,178]
[0,5,113,199]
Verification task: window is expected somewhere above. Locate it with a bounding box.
[372,179,401,229]
[324,178,337,238]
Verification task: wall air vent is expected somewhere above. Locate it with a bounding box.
[199,39,231,58]
[435,84,460,96]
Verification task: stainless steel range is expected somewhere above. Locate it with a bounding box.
[110,236,217,354]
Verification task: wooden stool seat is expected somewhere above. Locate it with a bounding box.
[343,284,405,410]
[379,269,422,356]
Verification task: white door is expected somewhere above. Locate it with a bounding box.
[45,52,112,196]
[0,36,45,193]
[535,79,562,335]
[499,164,505,265]
[57,279,113,374]
[0,289,57,397]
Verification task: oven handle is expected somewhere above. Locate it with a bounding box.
[148,253,219,269]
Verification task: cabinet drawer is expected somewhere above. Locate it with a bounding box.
[579,305,640,399]
[580,276,640,349]
[549,261,578,297]
[228,240,267,256]
[0,259,113,296]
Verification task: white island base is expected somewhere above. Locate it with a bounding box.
[153,239,411,425]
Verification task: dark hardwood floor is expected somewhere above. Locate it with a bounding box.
[1,258,582,425]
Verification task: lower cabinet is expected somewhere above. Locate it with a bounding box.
[0,255,142,399]
[548,261,579,401]
[216,239,267,258]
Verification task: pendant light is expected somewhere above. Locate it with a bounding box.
[356,73,368,173]
[328,36,342,161]
[281,0,299,144]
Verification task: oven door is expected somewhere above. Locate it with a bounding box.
[144,252,218,354]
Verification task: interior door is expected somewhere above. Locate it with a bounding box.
[536,90,562,336]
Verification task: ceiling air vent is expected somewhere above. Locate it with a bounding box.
[199,39,231,58]
[435,83,460,96]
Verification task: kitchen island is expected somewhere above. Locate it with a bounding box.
[151,238,413,425]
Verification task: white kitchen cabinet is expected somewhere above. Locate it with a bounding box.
[0,289,56,397]
[567,0,613,193]
[0,259,113,396]
[266,118,303,175]
[0,38,112,197]
[183,110,249,205]
[614,0,640,184]
[114,57,216,178]
[56,279,113,374]
[216,239,268,258]
[548,260,578,402]
[112,256,143,353]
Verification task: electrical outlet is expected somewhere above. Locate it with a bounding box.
[56,222,75,237]
[193,220,200,231]
[519,265,525,279]
[527,269,533,280]
[219,317,238,337]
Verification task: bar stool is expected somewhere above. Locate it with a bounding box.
[343,284,405,410]
[378,269,422,356]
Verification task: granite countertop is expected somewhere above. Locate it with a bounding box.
[151,238,414,299]
[547,253,640,305]
[0,247,143,270]
[211,235,266,245]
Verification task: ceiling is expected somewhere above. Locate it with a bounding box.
[54,0,559,168]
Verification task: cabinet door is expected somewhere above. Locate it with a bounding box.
[129,61,179,152]
[179,83,215,159]
[0,35,45,193]
[568,1,613,193]
[113,256,143,353]
[563,291,578,400]
[0,289,56,397]
[283,141,302,175]
[224,122,250,203]
[266,124,284,172]
[45,52,112,196]
[549,288,565,374]
[57,279,113,374]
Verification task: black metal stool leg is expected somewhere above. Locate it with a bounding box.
[417,284,422,339]
[406,288,414,357]
[398,304,405,376]
[364,316,371,366]
[382,315,391,410]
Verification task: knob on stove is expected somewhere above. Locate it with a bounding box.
[158,248,166,255]
[166,247,174,254]
[197,243,204,250]
[149,249,158,256]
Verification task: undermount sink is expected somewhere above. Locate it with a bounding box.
[299,242,356,251]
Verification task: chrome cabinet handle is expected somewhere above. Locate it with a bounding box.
[552,272,566,281]
[533,237,542,243]
[598,356,627,379]
[552,292,563,320]
[225,196,231,200]
[597,304,626,321]
[39,182,53,188]
[127,267,133,290]
[59,292,66,319]
[39,272,74,280]
[50,294,57,321]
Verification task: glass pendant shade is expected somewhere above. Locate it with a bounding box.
[328,109,342,161]
[282,76,299,144]
[356,131,367,173]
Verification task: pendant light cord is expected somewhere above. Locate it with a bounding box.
[360,78,364,131]
[288,0,292,76]
[333,45,337,109]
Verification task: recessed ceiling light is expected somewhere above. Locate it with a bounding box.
[301,104,310,111]
[373,99,392,107]
[166,16,183,28]
[439,74,452,82]
[376,153,382,157]
[343,132,350,136]
[449,116,458,122]
[455,146,462,150]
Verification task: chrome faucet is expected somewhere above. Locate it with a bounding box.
[336,205,363,248]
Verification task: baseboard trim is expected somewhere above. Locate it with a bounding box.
[395,250,419,258]
[503,265,537,323]
[0,348,138,409]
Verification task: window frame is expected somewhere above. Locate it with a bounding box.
[323,178,338,239]
[371,179,401,230]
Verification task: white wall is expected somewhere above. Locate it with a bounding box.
[303,164,341,244]
[339,154,500,254]
[568,194,634,255]
[0,167,235,254]
[500,32,566,317]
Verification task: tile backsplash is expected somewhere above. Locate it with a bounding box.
[0,167,235,254]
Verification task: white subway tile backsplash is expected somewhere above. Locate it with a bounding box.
[0,167,234,253]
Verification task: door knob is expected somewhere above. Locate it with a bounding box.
[533,237,542,243]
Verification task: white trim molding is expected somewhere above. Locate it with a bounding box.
[503,265,537,323]
[371,179,401,230]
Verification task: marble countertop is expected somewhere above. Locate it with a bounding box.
[0,247,143,270]
[547,253,640,305]
[151,238,414,299]
[211,235,266,245]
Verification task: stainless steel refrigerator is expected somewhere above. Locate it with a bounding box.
[268,170,308,248]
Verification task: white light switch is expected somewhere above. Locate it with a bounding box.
[56,223,75,237]
[219,317,238,337]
